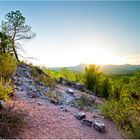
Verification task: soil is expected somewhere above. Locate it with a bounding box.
[7,85,123,139]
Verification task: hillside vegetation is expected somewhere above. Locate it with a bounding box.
[42,65,140,138]
[0,10,140,139]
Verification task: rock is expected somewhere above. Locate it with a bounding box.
[93,120,105,133]
[28,85,37,92]
[15,86,21,91]
[90,95,96,103]
[82,119,93,127]
[74,112,86,120]
[38,102,42,106]
[59,77,68,85]
[66,88,74,95]
[59,106,68,112]
[84,89,94,95]
[30,101,34,103]
[30,92,40,98]
[0,100,4,110]
[50,98,58,105]
[67,81,76,88]
[93,113,104,119]
[75,83,85,91]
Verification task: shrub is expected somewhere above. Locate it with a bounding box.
[45,90,61,103]
[0,53,17,79]
[100,96,140,138]
[84,64,100,91]
[0,104,27,139]
[78,93,95,110]
[0,77,13,101]
[37,74,56,90]
[29,63,38,78]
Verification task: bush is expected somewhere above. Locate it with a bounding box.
[37,74,56,90]
[29,63,38,78]
[0,53,17,79]
[78,93,95,110]
[100,99,140,138]
[0,104,27,139]
[45,90,61,104]
[0,77,13,101]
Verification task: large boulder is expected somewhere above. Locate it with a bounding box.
[74,112,86,120]
[82,119,93,127]
[50,98,58,105]
[93,119,105,133]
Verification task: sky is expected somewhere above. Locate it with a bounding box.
[0,1,140,67]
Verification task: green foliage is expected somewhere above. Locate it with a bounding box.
[29,63,38,78]
[0,77,13,101]
[78,93,95,110]
[0,104,27,138]
[59,67,76,81]
[1,10,36,61]
[100,71,140,138]
[37,74,56,90]
[0,32,12,54]
[1,10,36,41]
[41,64,140,138]
[84,64,100,90]
[0,53,17,79]
[83,64,111,98]
[41,66,84,83]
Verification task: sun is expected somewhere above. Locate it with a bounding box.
[80,48,126,65]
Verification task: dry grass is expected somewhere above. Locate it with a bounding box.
[0,103,27,138]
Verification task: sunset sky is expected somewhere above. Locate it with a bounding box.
[0,1,140,67]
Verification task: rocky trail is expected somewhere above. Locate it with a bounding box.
[7,64,123,139]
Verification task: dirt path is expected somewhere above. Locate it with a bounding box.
[8,93,123,139]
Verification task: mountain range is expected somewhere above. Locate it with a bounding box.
[50,64,140,74]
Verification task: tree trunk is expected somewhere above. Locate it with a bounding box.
[12,40,19,62]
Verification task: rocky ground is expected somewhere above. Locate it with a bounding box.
[7,64,123,139]
[9,96,122,139]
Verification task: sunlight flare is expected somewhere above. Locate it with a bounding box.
[77,47,127,65]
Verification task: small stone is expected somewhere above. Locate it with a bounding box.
[59,106,68,112]
[74,112,86,120]
[66,88,74,95]
[61,116,65,120]
[30,101,34,103]
[0,100,4,110]
[31,93,40,98]
[38,102,42,106]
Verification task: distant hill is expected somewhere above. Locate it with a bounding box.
[100,64,140,74]
[50,64,140,74]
